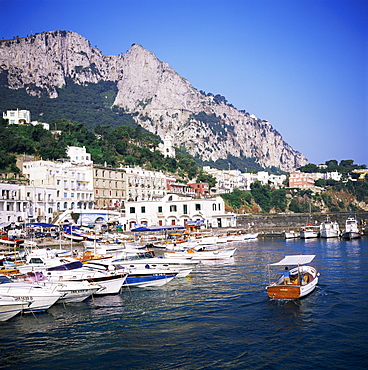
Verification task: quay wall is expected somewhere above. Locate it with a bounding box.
[236,211,368,236]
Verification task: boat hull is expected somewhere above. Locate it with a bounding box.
[0,299,30,321]
[124,272,177,287]
[341,231,361,240]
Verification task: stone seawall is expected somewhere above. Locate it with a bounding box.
[236,211,368,236]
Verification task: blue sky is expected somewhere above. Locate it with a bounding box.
[1,0,367,166]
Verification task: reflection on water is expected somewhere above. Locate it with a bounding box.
[1,237,367,369]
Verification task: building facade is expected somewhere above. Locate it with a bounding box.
[0,182,57,224]
[22,159,94,212]
[289,171,315,189]
[123,194,236,230]
[93,165,126,209]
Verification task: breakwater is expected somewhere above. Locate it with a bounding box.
[236,211,368,236]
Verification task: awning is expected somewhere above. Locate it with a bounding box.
[26,223,58,228]
[131,225,186,232]
[269,255,316,266]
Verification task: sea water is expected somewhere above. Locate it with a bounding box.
[1,237,367,369]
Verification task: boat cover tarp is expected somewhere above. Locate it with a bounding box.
[186,220,204,227]
[270,255,315,266]
[131,225,186,232]
[26,223,58,228]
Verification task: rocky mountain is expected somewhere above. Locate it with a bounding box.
[0,30,307,172]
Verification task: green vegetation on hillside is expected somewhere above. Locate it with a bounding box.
[0,118,203,181]
[298,159,366,176]
[0,72,136,132]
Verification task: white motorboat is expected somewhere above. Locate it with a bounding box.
[83,261,179,287]
[0,275,62,312]
[41,268,127,295]
[341,217,361,240]
[164,246,237,260]
[17,253,83,274]
[300,224,319,239]
[226,233,257,241]
[18,272,101,303]
[242,233,259,240]
[112,250,200,271]
[266,255,319,300]
[0,296,32,321]
[283,230,300,239]
[320,216,340,238]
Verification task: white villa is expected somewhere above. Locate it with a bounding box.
[3,109,50,130]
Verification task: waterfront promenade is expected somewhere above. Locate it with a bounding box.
[236,211,368,236]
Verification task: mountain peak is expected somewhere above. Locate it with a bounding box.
[0,31,307,171]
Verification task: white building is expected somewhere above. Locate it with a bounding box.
[314,171,342,182]
[0,182,57,224]
[22,155,94,212]
[123,166,167,202]
[123,193,236,230]
[67,146,93,165]
[3,109,49,130]
[158,135,175,158]
[3,109,30,125]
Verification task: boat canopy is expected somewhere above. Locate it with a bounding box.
[131,225,186,232]
[270,255,315,266]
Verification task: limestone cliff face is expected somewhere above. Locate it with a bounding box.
[0,31,307,171]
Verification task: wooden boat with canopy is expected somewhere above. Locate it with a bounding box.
[266,255,319,300]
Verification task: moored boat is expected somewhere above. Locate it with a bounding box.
[283,230,300,239]
[300,224,319,239]
[341,217,361,240]
[320,216,340,238]
[266,255,319,300]
[0,296,32,321]
[16,272,101,303]
[164,246,236,260]
[0,275,62,312]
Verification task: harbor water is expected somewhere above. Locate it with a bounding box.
[1,236,368,369]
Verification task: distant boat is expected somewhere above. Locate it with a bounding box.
[341,217,361,240]
[300,224,319,239]
[266,255,319,300]
[320,216,340,238]
[283,230,300,239]
[164,246,236,260]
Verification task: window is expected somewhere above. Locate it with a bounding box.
[212,204,217,211]
[64,192,67,198]
[71,193,75,198]
[218,203,221,211]
[195,204,201,211]
[130,207,136,214]
[141,206,146,213]
[170,205,177,212]
[183,204,188,214]
[158,206,163,213]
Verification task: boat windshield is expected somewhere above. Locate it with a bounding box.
[0,275,12,284]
